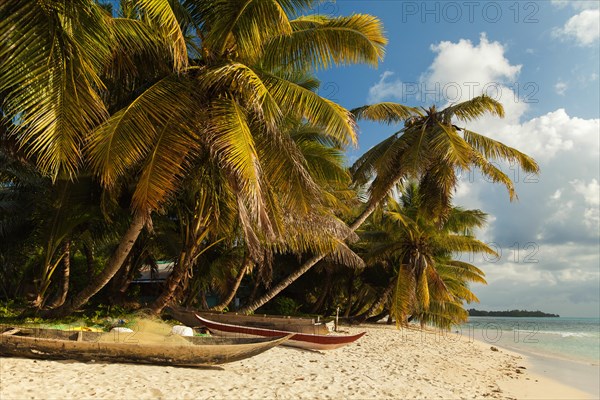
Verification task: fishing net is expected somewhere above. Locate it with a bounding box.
[97,318,193,346]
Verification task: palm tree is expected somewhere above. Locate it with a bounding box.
[53,1,387,315]
[361,182,491,327]
[352,96,540,221]
[1,0,190,315]
[242,96,538,313]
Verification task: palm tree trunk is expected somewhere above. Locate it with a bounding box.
[237,253,324,314]
[47,241,71,309]
[356,279,395,322]
[150,249,191,314]
[344,273,355,318]
[239,202,379,314]
[210,257,251,312]
[83,244,95,277]
[48,213,146,317]
[246,276,261,305]
[310,270,332,314]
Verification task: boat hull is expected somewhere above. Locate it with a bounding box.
[0,327,291,366]
[166,307,331,335]
[195,315,365,351]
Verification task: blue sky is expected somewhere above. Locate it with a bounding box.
[314,1,599,318]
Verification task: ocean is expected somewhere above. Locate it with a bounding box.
[458,316,600,365]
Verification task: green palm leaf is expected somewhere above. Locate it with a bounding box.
[441,94,504,123]
[134,0,188,71]
[87,76,196,191]
[351,103,420,124]
[463,129,539,173]
[0,0,110,178]
[263,14,387,71]
[259,70,357,146]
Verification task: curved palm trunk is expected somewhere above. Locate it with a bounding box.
[237,253,324,314]
[239,201,380,314]
[356,279,396,323]
[210,257,251,312]
[47,241,71,309]
[344,273,355,318]
[83,244,95,277]
[150,249,191,314]
[246,277,262,305]
[48,213,146,317]
[310,270,332,314]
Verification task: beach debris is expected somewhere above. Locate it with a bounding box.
[517,366,526,369]
[490,346,499,351]
[515,369,523,374]
[110,327,134,333]
[171,325,193,337]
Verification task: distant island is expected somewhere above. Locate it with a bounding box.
[468,309,560,318]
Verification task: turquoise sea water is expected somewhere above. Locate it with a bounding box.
[458,316,600,365]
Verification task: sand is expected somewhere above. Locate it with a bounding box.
[0,324,593,399]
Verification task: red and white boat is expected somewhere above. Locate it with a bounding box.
[195,315,366,351]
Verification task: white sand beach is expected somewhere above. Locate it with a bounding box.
[0,324,593,400]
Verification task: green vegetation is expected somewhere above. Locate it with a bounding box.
[0,0,538,329]
[468,309,560,318]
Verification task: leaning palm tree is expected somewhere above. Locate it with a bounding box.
[241,96,538,313]
[352,96,539,221]
[1,0,191,315]
[49,1,389,316]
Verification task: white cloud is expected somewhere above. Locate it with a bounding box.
[367,71,403,103]
[551,0,599,11]
[481,109,599,163]
[571,179,600,206]
[554,9,600,46]
[426,34,521,89]
[417,34,600,316]
[420,34,526,128]
[554,81,568,95]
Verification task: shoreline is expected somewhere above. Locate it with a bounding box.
[459,324,599,398]
[0,323,594,399]
[482,340,600,399]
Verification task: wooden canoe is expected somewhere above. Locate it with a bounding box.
[195,315,365,351]
[166,307,331,335]
[0,326,291,367]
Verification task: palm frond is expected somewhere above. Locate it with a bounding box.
[437,235,498,256]
[134,0,188,71]
[207,97,265,227]
[437,261,487,284]
[472,153,517,201]
[351,103,420,124]
[196,63,283,128]
[259,70,357,146]
[194,0,292,58]
[442,94,504,123]
[87,76,196,190]
[0,0,110,178]
[263,14,387,71]
[463,129,540,173]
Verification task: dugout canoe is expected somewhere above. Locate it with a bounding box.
[195,315,365,351]
[0,326,291,367]
[166,307,331,335]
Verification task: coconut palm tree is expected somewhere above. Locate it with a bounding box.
[242,96,538,313]
[50,1,386,316]
[360,182,490,327]
[1,0,191,315]
[352,96,540,222]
